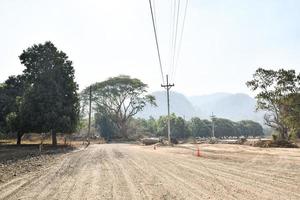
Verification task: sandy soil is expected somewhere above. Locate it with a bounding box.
[0,143,299,200]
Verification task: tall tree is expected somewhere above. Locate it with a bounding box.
[19,41,79,145]
[0,75,26,144]
[235,120,263,137]
[281,93,300,137]
[214,118,238,137]
[246,68,300,140]
[189,117,211,138]
[157,114,190,139]
[82,75,155,138]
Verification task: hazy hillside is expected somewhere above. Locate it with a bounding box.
[189,93,231,107]
[137,91,197,119]
[139,91,264,123]
[189,93,264,122]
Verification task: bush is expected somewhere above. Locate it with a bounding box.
[272,133,278,141]
[171,137,178,144]
[209,138,218,144]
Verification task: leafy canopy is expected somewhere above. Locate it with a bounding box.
[82,75,155,138]
[247,68,300,139]
[19,41,79,135]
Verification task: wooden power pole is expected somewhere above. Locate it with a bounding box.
[87,86,92,144]
[210,112,216,138]
[161,75,174,145]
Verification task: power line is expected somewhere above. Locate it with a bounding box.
[171,0,181,80]
[152,0,158,31]
[172,0,189,80]
[168,0,176,75]
[148,0,165,84]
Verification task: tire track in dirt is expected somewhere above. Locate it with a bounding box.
[1,144,299,200]
[0,150,80,199]
[111,147,181,200]
[126,147,233,200]
[169,153,300,198]
[133,145,300,200]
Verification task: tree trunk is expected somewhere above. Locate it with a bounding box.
[279,127,288,141]
[17,132,23,145]
[52,130,57,146]
[120,123,128,139]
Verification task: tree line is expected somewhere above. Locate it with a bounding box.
[0,41,299,144]
[95,113,264,141]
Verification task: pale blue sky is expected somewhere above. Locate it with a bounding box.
[0,0,299,96]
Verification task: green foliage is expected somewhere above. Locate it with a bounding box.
[82,75,155,138]
[281,93,300,135]
[214,118,238,137]
[247,68,300,140]
[130,115,263,139]
[157,114,190,139]
[95,113,117,141]
[18,41,80,144]
[235,120,263,137]
[189,117,211,137]
[0,75,26,134]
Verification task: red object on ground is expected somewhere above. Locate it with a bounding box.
[196,147,201,157]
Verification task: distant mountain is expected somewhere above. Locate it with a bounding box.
[137,91,197,119]
[189,93,264,123]
[189,92,231,107]
[138,91,264,123]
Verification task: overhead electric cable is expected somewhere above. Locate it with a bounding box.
[168,0,176,75]
[148,0,165,84]
[172,0,189,80]
[171,0,181,76]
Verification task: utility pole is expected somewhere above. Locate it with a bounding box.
[210,112,216,138]
[87,86,92,144]
[183,115,186,140]
[161,75,174,145]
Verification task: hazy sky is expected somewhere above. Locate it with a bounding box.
[1,0,300,96]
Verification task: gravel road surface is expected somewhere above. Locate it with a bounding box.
[0,143,299,200]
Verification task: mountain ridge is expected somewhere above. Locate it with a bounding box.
[138,91,264,123]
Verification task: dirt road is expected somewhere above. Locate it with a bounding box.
[0,143,299,200]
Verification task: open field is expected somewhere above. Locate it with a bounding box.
[0,143,300,200]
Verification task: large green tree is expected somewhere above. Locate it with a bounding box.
[0,75,26,143]
[19,41,79,145]
[281,93,300,138]
[83,75,155,139]
[214,118,238,137]
[235,120,263,137]
[189,117,211,138]
[246,68,300,140]
[157,114,190,139]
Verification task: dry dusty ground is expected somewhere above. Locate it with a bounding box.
[0,143,299,200]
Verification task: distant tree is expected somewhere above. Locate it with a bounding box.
[246,68,300,140]
[19,41,80,145]
[0,75,26,144]
[95,113,117,141]
[281,93,300,138]
[157,114,190,139]
[189,117,211,138]
[146,116,157,134]
[236,120,263,137]
[82,75,155,139]
[214,118,237,137]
